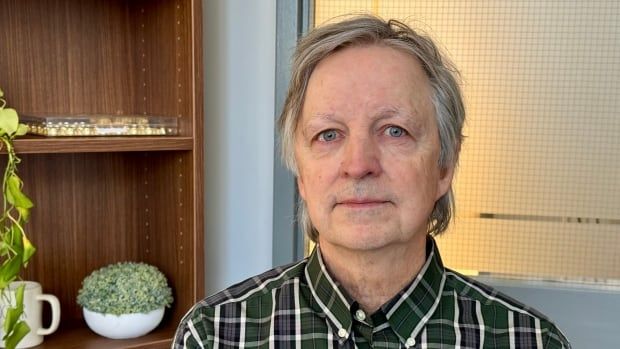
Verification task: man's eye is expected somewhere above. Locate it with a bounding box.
[317,130,338,142]
[384,126,406,137]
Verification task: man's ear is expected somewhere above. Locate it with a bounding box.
[436,164,455,201]
[297,175,307,200]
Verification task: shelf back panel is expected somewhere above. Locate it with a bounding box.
[11,152,199,324]
[0,0,196,136]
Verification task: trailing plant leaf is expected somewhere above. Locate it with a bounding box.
[7,175,33,210]
[21,236,35,264]
[10,225,23,253]
[0,89,35,349]
[2,284,24,334]
[15,207,29,223]
[2,322,29,349]
[14,125,27,137]
[0,108,18,136]
[0,257,21,289]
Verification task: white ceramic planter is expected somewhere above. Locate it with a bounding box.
[82,307,164,339]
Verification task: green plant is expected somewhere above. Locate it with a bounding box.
[77,262,173,315]
[0,88,36,349]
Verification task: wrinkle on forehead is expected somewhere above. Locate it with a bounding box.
[296,44,438,149]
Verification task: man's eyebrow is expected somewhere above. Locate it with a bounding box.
[299,113,339,137]
[373,106,426,128]
[374,106,415,119]
[302,112,343,126]
[306,112,336,120]
[375,105,402,115]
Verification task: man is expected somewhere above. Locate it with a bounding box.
[174,16,571,348]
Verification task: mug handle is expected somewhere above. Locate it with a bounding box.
[36,294,61,336]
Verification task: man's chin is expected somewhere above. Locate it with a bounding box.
[321,227,402,251]
[318,222,429,253]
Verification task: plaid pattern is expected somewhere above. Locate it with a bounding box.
[173,239,571,348]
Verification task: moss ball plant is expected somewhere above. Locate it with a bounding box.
[77,262,173,315]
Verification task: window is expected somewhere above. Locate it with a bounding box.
[313,0,620,287]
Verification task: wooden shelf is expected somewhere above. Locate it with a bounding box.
[0,1,204,348]
[36,321,174,349]
[12,136,195,154]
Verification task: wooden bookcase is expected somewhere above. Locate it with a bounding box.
[0,0,204,347]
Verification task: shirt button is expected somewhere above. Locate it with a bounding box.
[337,328,348,338]
[405,337,416,347]
[354,309,366,321]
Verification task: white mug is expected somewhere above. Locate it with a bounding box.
[0,281,61,348]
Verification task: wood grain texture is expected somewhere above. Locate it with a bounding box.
[0,0,196,137]
[17,151,201,346]
[0,0,204,347]
[12,136,194,154]
[37,321,174,348]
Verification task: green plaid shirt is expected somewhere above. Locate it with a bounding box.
[173,238,571,348]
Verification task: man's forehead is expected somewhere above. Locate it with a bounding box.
[298,47,433,124]
[305,45,430,94]
[312,43,426,76]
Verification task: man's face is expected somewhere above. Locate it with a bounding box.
[294,44,454,252]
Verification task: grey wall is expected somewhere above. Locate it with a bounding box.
[272,0,312,267]
[203,0,277,295]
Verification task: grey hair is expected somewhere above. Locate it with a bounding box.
[278,15,465,242]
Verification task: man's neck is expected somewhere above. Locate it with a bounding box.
[318,234,428,314]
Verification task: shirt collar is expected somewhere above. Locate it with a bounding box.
[304,237,447,346]
[382,237,447,344]
[305,246,354,341]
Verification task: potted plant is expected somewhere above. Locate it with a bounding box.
[0,88,36,349]
[77,262,173,339]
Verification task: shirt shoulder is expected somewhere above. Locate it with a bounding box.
[442,269,572,348]
[172,259,308,349]
[207,259,308,306]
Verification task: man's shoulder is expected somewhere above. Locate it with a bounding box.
[173,259,310,348]
[443,269,551,319]
[173,259,308,346]
[442,269,571,348]
[191,258,307,312]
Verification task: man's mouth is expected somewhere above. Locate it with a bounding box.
[336,198,390,209]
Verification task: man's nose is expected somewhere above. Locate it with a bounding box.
[340,134,382,179]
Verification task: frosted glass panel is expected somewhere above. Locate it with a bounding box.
[314,0,620,283]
